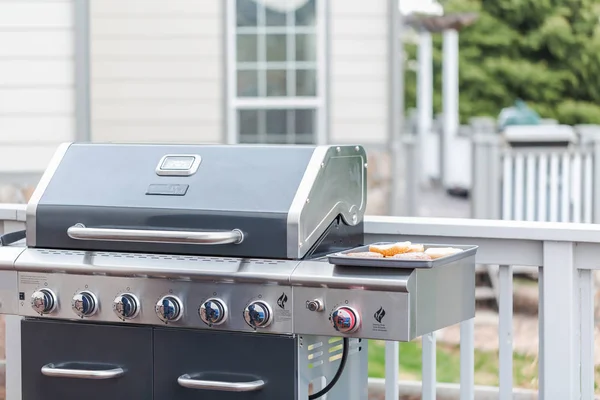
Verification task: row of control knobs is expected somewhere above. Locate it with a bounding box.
[29,289,277,329]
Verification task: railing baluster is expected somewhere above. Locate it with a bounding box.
[571,153,582,223]
[421,332,436,400]
[537,153,548,221]
[460,319,474,400]
[583,153,593,223]
[502,153,513,220]
[525,154,536,221]
[498,265,513,399]
[541,241,575,398]
[579,270,594,399]
[538,267,545,400]
[549,153,560,222]
[514,153,525,221]
[384,341,399,400]
[560,152,570,222]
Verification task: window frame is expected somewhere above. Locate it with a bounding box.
[225,0,328,145]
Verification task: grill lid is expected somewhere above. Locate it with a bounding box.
[26,143,367,259]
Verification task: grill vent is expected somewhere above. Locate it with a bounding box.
[35,249,287,265]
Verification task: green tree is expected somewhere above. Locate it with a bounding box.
[404,0,600,124]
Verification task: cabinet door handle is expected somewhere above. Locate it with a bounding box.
[177,374,265,392]
[41,363,125,380]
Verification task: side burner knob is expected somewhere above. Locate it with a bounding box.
[331,306,360,334]
[243,301,273,329]
[72,291,99,318]
[155,295,183,323]
[113,293,140,320]
[199,298,228,326]
[31,288,57,315]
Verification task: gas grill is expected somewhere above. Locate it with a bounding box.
[0,143,476,400]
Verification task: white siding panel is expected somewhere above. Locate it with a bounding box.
[0,60,74,86]
[329,1,389,144]
[0,31,73,57]
[93,102,220,122]
[92,125,222,143]
[0,145,61,172]
[0,89,74,114]
[330,0,387,16]
[92,17,220,37]
[0,117,73,142]
[92,0,220,16]
[90,0,223,144]
[0,2,73,29]
[91,60,220,81]
[92,38,220,58]
[93,82,221,100]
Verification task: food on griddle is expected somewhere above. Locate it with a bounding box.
[407,244,424,253]
[390,252,432,260]
[424,247,463,259]
[368,241,412,257]
[346,251,384,258]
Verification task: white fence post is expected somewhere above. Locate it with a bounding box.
[471,133,502,219]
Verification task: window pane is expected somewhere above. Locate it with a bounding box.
[266,34,287,62]
[266,69,287,96]
[294,109,315,134]
[294,134,314,144]
[266,110,287,136]
[238,110,259,136]
[295,0,316,26]
[295,69,316,96]
[237,34,258,62]
[295,34,316,62]
[237,70,259,97]
[240,134,260,143]
[237,0,260,27]
[265,1,287,26]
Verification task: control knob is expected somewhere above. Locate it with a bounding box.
[331,306,360,334]
[31,288,57,315]
[72,290,99,318]
[243,301,273,329]
[199,298,228,326]
[113,293,140,320]
[155,295,183,323]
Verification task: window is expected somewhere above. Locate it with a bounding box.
[227,0,326,144]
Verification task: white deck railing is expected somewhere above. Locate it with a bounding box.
[1,205,599,399]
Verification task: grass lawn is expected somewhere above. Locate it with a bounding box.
[367,340,540,389]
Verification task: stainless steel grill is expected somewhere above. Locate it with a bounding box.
[0,143,476,400]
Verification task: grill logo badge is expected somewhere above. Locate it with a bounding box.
[277,292,288,309]
[374,306,386,323]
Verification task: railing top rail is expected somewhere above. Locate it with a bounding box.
[0,204,26,222]
[365,216,600,244]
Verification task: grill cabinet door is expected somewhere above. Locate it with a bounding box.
[21,319,153,400]
[153,328,297,400]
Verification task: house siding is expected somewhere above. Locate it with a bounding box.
[89,0,224,144]
[0,0,76,173]
[329,0,389,145]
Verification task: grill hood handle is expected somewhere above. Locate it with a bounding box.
[67,224,244,245]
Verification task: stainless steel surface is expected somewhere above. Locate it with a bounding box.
[112,293,140,320]
[155,295,183,323]
[0,246,25,315]
[331,306,360,333]
[41,364,125,380]
[287,145,367,259]
[199,298,228,326]
[71,290,98,318]
[12,248,298,284]
[31,289,57,315]
[298,335,368,400]
[177,375,265,392]
[243,300,273,329]
[328,243,478,269]
[16,271,294,335]
[155,154,201,176]
[25,142,71,247]
[67,224,244,245]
